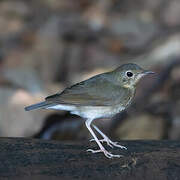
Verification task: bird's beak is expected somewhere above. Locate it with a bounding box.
[142,70,155,75]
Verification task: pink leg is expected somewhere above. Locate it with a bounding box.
[91,124,127,149]
[85,119,122,158]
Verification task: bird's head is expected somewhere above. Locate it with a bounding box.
[114,63,154,88]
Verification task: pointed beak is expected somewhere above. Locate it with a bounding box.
[142,70,155,75]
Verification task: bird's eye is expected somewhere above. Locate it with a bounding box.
[126,71,133,77]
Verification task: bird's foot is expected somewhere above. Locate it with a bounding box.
[90,138,127,149]
[87,148,123,159]
[90,138,113,148]
[109,141,127,149]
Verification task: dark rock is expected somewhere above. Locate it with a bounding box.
[0,137,180,180]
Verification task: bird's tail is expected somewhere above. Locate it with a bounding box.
[25,101,52,111]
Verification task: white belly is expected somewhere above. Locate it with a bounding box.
[46,104,125,120]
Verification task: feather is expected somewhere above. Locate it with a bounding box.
[25,101,54,111]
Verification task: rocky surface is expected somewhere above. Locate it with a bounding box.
[0,138,180,180]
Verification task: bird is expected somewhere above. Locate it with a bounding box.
[25,63,154,158]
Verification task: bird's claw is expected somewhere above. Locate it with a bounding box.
[110,141,127,150]
[90,138,113,148]
[89,139,95,142]
[87,148,123,159]
[90,139,127,149]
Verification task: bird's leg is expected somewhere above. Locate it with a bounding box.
[90,124,127,150]
[85,119,122,158]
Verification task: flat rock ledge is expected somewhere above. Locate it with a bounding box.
[0,138,180,180]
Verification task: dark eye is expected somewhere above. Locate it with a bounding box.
[126,71,133,77]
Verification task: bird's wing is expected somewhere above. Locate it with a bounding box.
[46,74,133,107]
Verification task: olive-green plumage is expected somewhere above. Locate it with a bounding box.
[45,63,146,107]
[46,73,134,107]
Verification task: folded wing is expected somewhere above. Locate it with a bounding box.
[46,73,132,107]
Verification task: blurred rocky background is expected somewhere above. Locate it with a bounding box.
[0,0,180,142]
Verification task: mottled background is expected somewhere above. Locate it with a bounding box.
[0,0,180,142]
